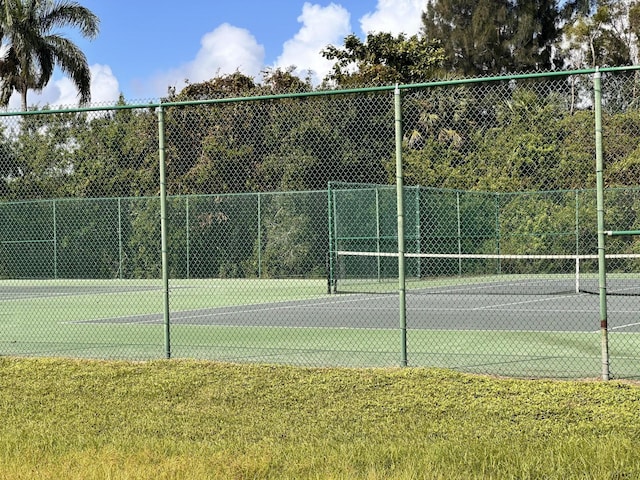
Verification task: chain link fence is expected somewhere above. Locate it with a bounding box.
[1,67,639,378]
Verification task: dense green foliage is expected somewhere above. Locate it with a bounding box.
[0,70,639,280]
[1,358,639,479]
[322,32,446,86]
[322,1,640,80]
[422,0,561,75]
[562,0,640,68]
[2,72,639,200]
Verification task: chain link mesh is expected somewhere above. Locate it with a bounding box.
[1,69,639,378]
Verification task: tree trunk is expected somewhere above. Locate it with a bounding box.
[20,88,27,111]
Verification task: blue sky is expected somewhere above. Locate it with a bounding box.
[15,0,425,108]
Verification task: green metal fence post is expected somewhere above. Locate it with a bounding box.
[456,191,462,276]
[327,182,335,294]
[52,199,57,279]
[117,197,123,280]
[495,193,501,274]
[158,104,171,359]
[575,190,580,256]
[257,192,262,278]
[575,190,580,293]
[185,196,190,279]
[395,85,407,367]
[594,68,610,380]
[415,186,421,277]
[375,186,381,281]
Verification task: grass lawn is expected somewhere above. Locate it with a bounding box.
[1,357,639,479]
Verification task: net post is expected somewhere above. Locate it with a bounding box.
[594,67,609,380]
[395,84,407,367]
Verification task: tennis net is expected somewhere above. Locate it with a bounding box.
[331,251,640,296]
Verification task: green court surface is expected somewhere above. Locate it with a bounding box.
[1,278,639,379]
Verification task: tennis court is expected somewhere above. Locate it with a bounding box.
[2,277,640,378]
[63,287,638,333]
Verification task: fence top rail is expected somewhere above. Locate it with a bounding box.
[606,230,640,236]
[0,189,331,205]
[329,181,640,197]
[2,184,638,207]
[1,65,639,118]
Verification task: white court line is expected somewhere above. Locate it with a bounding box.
[146,294,398,322]
[64,310,163,325]
[608,322,640,331]
[65,293,395,325]
[125,304,606,321]
[471,293,585,311]
[65,291,640,326]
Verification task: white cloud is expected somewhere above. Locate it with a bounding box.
[359,0,425,36]
[8,63,120,110]
[49,64,120,106]
[274,2,351,84]
[146,23,265,98]
[88,64,121,104]
[7,1,426,104]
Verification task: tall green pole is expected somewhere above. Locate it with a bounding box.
[118,198,123,280]
[575,190,580,293]
[415,187,421,277]
[327,183,334,294]
[52,200,57,279]
[185,196,190,279]
[158,105,171,359]
[376,187,381,281]
[456,192,462,276]
[495,194,502,274]
[257,193,262,279]
[395,85,407,366]
[594,68,609,381]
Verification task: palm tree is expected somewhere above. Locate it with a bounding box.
[0,0,99,110]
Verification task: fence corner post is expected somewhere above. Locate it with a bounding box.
[158,103,171,360]
[395,84,407,367]
[594,67,609,381]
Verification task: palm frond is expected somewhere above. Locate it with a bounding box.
[0,0,98,108]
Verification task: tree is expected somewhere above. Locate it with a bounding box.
[560,0,597,19]
[169,71,257,101]
[165,72,268,195]
[422,0,510,75]
[562,0,640,68]
[0,0,99,110]
[321,32,445,86]
[511,0,561,70]
[70,98,159,198]
[422,0,561,75]
[261,66,312,94]
[7,108,85,198]
[260,192,326,278]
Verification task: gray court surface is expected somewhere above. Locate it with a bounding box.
[72,291,640,333]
